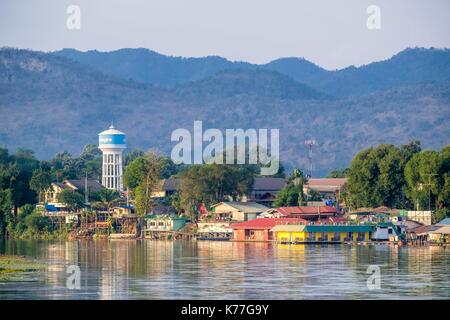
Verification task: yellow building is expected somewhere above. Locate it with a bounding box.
[271,225,374,243]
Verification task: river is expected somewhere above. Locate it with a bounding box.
[0,240,449,299]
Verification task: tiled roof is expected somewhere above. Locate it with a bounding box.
[231,218,305,230]
[277,206,340,216]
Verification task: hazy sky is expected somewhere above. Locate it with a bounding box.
[1,0,449,70]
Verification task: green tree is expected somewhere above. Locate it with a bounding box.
[404,150,444,211]
[57,189,84,211]
[8,149,39,212]
[274,184,303,207]
[29,167,52,203]
[347,143,421,209]
[177,164,254,220]
[0,189,13,238]
[124,151,167,215]
[274,169,306,207]
[94,188,120,214]
[327,168,350,178]
[79,144,102,179]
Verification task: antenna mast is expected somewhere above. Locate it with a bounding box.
[305,139,316,178]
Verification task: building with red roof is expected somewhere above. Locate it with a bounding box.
[231,218,306,241]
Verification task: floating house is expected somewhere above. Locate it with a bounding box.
[371,222,403,241]
[231,218,305,241]
[145,215,186,232]
[197,221,233,240]
[271,224,374,243]
[144,215,189,240]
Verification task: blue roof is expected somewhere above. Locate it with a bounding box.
[438,217,450,225]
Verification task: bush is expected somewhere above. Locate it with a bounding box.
[434,208,450,224]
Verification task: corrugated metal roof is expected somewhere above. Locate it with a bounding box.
[252,177,287,190]
[270,225,305,232]
[212,201,269,213]
[277,206,340,216]
[231,218,305,229]
[303,225,374,233]
[429,226,450,234]
[437,218,450,226]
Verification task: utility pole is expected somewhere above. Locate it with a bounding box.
[84,172,89,205]
[422,173,437,211]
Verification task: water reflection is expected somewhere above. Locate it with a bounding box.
[0,240,449,299]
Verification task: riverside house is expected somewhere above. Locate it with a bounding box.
[271,224,374,243]
[210,201,269,222]
[231,218,306,241]
[275,206,341,221]
[144,215,186,239]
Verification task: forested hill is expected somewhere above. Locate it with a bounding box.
[0,47,449,176]
[53,47,450,97]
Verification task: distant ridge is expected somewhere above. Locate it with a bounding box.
[53,47,450,96]
[1,47,449,176]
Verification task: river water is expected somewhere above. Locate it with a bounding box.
[0,240,449,299]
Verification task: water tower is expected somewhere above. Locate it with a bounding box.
[98,124,126,191]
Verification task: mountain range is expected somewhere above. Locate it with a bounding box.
[0,47,449,176]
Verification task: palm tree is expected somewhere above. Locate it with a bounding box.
[289,168,307,187]
[95,189,120,216]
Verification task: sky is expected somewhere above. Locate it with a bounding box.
[0,0,449,70]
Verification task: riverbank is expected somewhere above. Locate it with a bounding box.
[0,254,43,281]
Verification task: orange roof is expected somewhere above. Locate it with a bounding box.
[230,218,306,230]
[306,178,347,186]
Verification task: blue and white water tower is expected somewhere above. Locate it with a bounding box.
[98,125,126,191]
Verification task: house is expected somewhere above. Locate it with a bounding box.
[371,222,402,241]
[271,224,374,243]
[144,215,186,232]
[142,214,188,239]
[231,218,305,241]
[112,206,135,218]
[197,221,233,240]
[303,178,347,200]
[275,206,341,221]
[406,211,432,225]
[210,201,269,222]
[257,208,285,218]
[44,179,105,207]
[244,177,287,205]
[151,179,180,198]
[427,226,450,243]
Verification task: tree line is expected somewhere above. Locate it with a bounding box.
[1,140,449,238]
